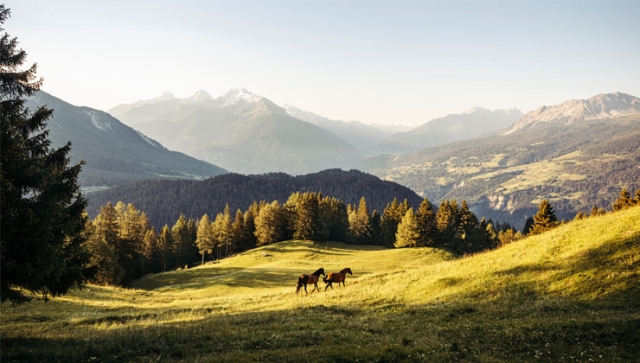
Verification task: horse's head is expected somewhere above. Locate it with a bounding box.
[342,267,353,275]
[318,267,325,276]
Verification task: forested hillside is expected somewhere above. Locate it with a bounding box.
[26,91,226,187]
[370,116,640,229]
[85,169,424,229]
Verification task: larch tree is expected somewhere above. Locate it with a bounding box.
[395,208,420,248]
[1,5,92,303]
[195,214,214,265]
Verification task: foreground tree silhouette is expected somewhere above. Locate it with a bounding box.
[0,6,91,303]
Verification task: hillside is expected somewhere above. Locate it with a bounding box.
[2,206,638,362]
[369,115,640,229]
[109,89,363,175]
[85,169,424,229]
[25,91,226,188]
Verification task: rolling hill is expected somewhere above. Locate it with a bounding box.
[368,94,640,230]
[108,89,363,175]
[2,205,638,362]
[25,91,226,188]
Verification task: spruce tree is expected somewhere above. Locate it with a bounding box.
[415,198,437,247]
[1,6,91,302]
[530,199,559,235]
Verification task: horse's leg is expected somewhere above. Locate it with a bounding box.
[325,281,333,291]
[304,283,308,294]
[311,282,318,293]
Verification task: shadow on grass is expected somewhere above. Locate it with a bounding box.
[134,266,314,291]
[2,298,639,363]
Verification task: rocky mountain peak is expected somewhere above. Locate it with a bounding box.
[501,92,640,135]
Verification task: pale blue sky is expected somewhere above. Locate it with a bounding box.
[6,1,640,125]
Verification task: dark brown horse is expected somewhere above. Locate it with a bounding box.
[323,268,353,291]
[296,267,325,294]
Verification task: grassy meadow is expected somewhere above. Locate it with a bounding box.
[2,207,639,362]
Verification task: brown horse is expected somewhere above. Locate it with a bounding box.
[296,267,325,294]
[323,268,353,291]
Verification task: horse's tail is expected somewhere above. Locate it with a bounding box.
[296,276,303,294]
[323,276,330,284]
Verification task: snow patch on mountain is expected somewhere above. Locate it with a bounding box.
[219,88,261,107]
[83,109,113,131]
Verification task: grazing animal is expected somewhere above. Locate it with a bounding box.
[296,268,325,294]
[323,268,353,291]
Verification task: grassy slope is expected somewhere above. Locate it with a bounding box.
[2,207,639,362]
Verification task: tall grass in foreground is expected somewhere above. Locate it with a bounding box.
[2,207,639,362]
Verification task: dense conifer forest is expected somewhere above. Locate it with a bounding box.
[85,169,425,229]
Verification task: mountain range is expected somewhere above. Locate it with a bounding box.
[369,92,640,229]
[501,92,640,135]
[25,92,226,188]
[376,107,523,154]
[109,89,363,175]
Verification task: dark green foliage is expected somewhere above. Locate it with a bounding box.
[380,198,410,247]
[85,169,423,231]
[529,199,559,235]
[0,6,91,303]
[436,200,459,248]
[415,198,437,247]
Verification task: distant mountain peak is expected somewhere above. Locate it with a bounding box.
[158,91,175,100]
[219,88,261,107]
[501,92,640,135]
[187,90,213,103]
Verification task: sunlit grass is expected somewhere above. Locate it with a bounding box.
[2,207,639,362]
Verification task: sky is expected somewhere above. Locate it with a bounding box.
[6,0,640,126]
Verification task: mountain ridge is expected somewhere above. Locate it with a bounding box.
[501,92,640,135]
[26,91,226,188]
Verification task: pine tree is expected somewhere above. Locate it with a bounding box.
[1,6,91,302]
[436,199,458,248]
[415,198,437,247]
[370,210,382,246]
[395,208,420,248]
[380,198,409,247]
[529,199,559,235]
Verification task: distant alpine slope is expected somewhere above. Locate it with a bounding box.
[369,92,640,229]
[26,91,226,188]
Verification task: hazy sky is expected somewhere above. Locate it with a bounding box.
[6,1,640,125]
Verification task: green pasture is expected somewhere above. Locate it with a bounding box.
[2,207,639,362]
